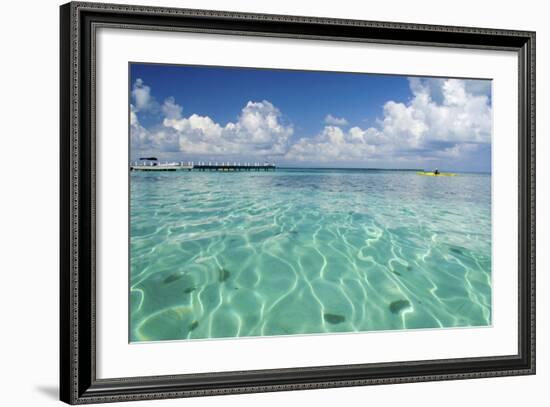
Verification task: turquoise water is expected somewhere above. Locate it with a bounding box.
[130,169,492,342]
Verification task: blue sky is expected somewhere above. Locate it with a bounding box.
[130,63,492,172]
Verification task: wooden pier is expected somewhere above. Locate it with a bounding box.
[130,162,276,172]
[130,164,192,172]
[194,163,275,172]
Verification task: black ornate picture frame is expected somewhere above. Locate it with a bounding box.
[60,2,535,404]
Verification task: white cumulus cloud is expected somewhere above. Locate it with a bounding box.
[130,82,293,159]
[131,78,157,112]
[163,100,293,156]
[286,126,378,162]
[324,114,349,126]
[161,97,183,120]
[285,77,491,164]
[130,105,181,153]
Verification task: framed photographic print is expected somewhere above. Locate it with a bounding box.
[60,1,535,404]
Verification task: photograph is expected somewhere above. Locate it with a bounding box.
[128,63,493,342]
[57,2,536,403]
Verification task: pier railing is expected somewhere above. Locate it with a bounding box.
[194,163,275,171]
[130,161,276,172]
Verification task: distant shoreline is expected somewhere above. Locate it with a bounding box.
[267,167,491,175]
[279,167,422,172]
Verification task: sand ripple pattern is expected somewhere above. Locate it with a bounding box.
[130,169,492,342]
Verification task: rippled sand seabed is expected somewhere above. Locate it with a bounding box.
[130,169,492,342]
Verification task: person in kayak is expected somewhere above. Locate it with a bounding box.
[434,168,440,175]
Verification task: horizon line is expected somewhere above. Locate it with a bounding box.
[129,161,490,174]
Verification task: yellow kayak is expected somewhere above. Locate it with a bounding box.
[417,172,457,177]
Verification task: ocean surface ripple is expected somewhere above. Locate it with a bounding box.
[130,169,492,342]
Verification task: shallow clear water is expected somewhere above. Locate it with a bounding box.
[129,169,492,342]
